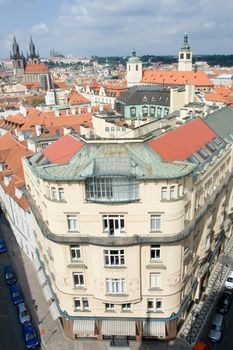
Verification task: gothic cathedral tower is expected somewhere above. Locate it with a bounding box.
[178,33,192,72]
[126,50,142,87]
[10,36,25,81]
[27,36,40,64]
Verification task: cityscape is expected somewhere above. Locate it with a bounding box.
[1,1,233,350]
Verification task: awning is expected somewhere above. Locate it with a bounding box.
[37,269,47,285]
[42,283,53,302]
[73,319,95,336]
[102,320,135,336]
[143,321,165,338]
[49,301,60,320]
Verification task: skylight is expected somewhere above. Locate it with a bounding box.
[198,148,209,160]
[206,142,216,152]
[188,155,200,165]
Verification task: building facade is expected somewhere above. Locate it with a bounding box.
[23,114,233,341]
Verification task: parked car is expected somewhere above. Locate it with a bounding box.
[208,313,224,342]
[193,341,210,350]
[0,239,7,253]
[9,284,24,305]
[225,270,233,290]
[4,265,16,285]
[22,323,40,349]
[17,302,30,324]
[216,290,232,314]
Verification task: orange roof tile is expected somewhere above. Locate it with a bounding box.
[142,70,213,87]
[42,134,83,164]
[68,91,90,105]
[24,63,49,73]
[148,118,217,161]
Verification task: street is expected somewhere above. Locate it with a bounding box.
[0,244,27,349]
[198,287,233,350]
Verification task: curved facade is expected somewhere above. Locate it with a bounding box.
[23,136,233,340]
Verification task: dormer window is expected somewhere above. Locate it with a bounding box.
[143,95,147,102]
[151,96,156,102]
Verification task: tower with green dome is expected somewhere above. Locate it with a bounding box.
[178,33,192,72]
[126,49,142,87]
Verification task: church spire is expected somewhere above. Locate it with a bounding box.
[181,33,191,51]
[29,35,39,59]
[10,35,22,59]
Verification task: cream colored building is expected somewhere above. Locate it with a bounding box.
[23,114,233,341]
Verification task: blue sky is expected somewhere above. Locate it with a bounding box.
[0,0,233,58]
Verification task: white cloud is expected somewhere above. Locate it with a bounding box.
[31,22,48,34]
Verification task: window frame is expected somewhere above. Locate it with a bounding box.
[150,245,161,261]
[150,214,161,232]
[70,244,81,261]
[73,272,84,287]
[67,214,78,232]
[104,249,125,266]
[150,272,161,289]
[103,215,125,236]
[58,187,65,201]
[106,278,126,294]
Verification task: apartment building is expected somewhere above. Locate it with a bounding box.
[23,115,233,341]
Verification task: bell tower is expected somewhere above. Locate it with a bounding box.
[178,33,192,72]
[126,49,142,87]
[10,35,25,81]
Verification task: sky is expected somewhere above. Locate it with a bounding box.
[0,0,233,58]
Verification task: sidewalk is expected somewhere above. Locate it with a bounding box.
[1,218,189,350]
[178,235,233,346]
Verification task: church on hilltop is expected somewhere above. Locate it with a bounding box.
[10,36,53,90]
[126,33,213,92]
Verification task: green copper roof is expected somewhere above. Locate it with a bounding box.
[28,142,195,181]
[204,107,233,143]
[181,33,191,51]
[128,49,141,63]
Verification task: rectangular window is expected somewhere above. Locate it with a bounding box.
[170,186,175,199]
[51,187,57,200]
[67,215,78,232]
[58,187,65,201]
[150,273,160,289]
[103,215,125,236]
[150,215,161,231]
[74,297,89,310]
[147,299,154,311]
[156,299,162,312]
[104,249,125,266]
[150,245,161,261]
[82,298,89,310]
[178,184,183,197]
[74,298,81,310]
[105,303,114,311]
[70,245,81,261]
[73,272,84,287]
[106,278,125,294]
[161,187,167,200]
[122,303,131,311]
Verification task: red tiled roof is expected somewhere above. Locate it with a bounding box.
[42,134,83,164]
[148,118,217,161]
[142,70,213,87]
[24,63,49,73]
[68,91,90,105]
